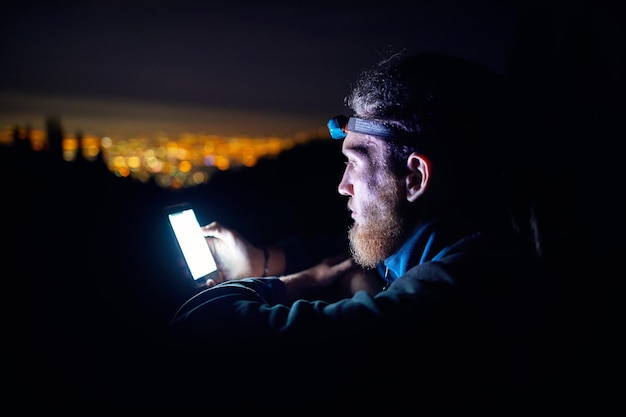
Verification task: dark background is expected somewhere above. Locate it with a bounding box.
[3,0,624,411]
[1,0,529,136]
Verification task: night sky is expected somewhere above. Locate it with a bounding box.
[2,0,527,138]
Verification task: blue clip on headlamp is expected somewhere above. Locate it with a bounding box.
[327,115,349,139]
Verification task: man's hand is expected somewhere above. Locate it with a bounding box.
[200,222,285,287]
[279,256,382,303]
[333,266,385,298]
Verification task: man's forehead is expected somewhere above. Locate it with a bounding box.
[342,131,385,155]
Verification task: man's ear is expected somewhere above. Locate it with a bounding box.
[405,153,431,202]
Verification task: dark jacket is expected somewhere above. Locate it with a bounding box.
[167,220,562,409]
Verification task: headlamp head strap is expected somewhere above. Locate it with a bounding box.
[327,115,404,140]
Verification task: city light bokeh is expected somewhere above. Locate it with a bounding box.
[1,123,330,189]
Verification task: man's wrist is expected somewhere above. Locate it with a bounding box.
[260,246,287,278]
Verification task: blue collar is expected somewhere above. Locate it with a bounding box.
[379,221,481,284]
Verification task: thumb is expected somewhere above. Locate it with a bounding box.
[201,221,225,239]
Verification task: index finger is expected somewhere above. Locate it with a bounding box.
[329,256,358,274]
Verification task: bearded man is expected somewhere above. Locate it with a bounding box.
[167,52,560,410]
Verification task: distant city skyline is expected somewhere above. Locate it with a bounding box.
[1,112,323,190]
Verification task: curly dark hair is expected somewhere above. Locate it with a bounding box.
[347,51,509,168]
[346,51,520,237]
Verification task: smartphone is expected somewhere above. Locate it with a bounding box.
[165,203,218,287]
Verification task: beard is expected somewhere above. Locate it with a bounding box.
[348,176,411,269]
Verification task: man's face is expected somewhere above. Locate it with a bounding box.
[338,132,410,268]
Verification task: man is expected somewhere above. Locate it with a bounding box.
[167,52,561,409]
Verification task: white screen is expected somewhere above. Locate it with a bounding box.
[168,208,217,280]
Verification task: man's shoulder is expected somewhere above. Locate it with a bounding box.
[399,229,540,290]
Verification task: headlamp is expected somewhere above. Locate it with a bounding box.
[327,115,349,139]
[327,115,403,140]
